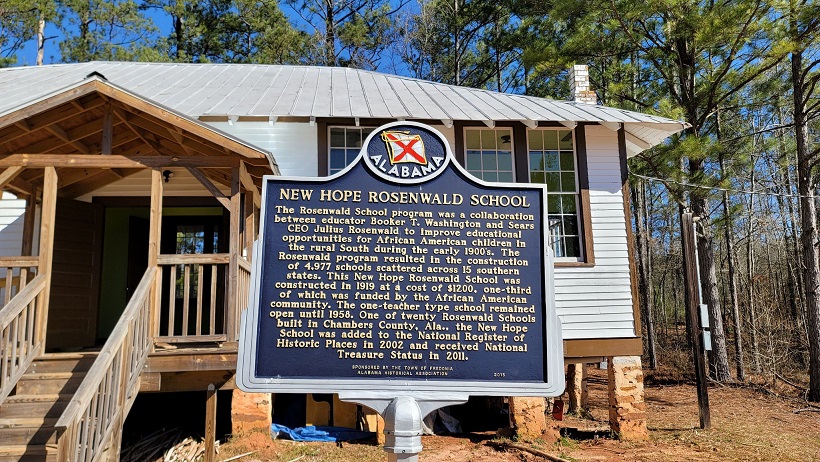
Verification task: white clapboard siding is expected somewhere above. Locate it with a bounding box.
[0,192,26,257]
[554,125,635,339]
[207,121,318,177]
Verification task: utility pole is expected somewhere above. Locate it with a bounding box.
[681,211,711,429]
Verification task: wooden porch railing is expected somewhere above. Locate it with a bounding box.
[55,266,156,462]
[155,254,253,343]
[0,256,39,308]
[0,273,46,404]
[236,257,252,340]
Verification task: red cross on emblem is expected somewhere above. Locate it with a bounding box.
[381,131,427,165]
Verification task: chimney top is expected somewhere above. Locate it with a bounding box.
[569,64,597,105]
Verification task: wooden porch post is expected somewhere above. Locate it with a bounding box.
[244,190,255,261]
[35,167,57,352]
[227,167,241,340]
[148,168,163,342]
[205,384,217,462]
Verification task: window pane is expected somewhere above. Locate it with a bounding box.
[481,129,496,149]
[563,216,578,235]
[346,148,359,164]
[482,152,497,170]
[330,149,346,169]
[564,237,580,257]
[346,128,362,147]
[548,215,563,235]
[483,172,497,182]
[466,151,481,170]
[330,128,345,147]
[559,130,573,150]
[561,194,577,213]
[528,131,543,150]
[498,172,513,182]
[498,152,512,170]
[544,152,559,171]
[547,195,561,213]
[560,152,575,171]
[529,152,543,170]
[497,129,512,149]
[545,173,560,191]
[561,172,576,192]
[544,131,559,150]
[530,172,544,183]
[466,130,481,149]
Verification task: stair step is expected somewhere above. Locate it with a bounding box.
[0,425,58,445]
[15,373,86,395]
[0,400,68,419]
[27,353,98,374]
[3,394,71,404]
[0,417,57,429]
[0,445,57,462]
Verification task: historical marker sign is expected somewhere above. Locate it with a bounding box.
[237,122,564,398]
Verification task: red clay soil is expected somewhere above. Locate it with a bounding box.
[217,369,820,462]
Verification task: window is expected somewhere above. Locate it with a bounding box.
[329,127,375,174]
[174,224,218,298]
[528,129,582,259]
[464,128,514,182]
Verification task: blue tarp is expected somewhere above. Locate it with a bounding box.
[271,424,375,442]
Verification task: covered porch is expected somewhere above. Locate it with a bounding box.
[0,76,275,461]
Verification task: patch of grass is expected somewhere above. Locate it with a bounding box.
[556,435,579,449]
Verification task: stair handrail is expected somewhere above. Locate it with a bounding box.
[0,273,46,404]
[54,266,157,462]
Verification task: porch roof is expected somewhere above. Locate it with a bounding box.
[0,76,275,198]
[0,62,687,157]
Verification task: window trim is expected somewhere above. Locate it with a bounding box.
[525,127,585,263]
[454,121,595,267]
[325,125,378,176]
[317,118,397,176]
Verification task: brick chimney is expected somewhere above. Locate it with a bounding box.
[569,64,597,104]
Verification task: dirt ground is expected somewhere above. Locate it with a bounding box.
[216,369,820,462]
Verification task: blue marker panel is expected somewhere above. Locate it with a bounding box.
[252,124,550,383]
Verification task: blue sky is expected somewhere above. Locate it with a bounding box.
[15,0,418,74]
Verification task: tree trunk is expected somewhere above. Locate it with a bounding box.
[325,1,336,66]
[633,178,657,369]
[746,169,762,374]
[716,113,744,382]
[691,195,732,382]
[36,15,45,65]
[721,188,745,381]
[792,48,820,402]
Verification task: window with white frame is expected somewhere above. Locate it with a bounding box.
[328,127,375,174]
[528,129,582,259]
[464,128,514,182]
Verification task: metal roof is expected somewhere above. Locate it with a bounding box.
[0,62,687,155]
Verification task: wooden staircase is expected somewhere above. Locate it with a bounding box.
[0,353,97,462]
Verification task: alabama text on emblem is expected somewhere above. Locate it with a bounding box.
[364,122,448,183]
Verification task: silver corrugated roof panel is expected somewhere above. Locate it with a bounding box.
[0,62,687,154]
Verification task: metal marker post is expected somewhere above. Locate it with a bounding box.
[338,394,468,462]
